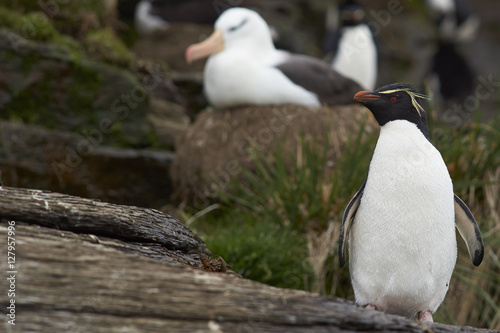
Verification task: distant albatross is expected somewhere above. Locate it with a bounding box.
[185,7,362,108]
[134,1,169,36]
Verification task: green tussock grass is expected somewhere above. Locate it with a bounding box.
[197,211,313,290]
[430,112,500,328]
[216,118,374,232]
[186,109,500,329]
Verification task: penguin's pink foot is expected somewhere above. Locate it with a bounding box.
[365,304,376,310]
[418,310,433,322]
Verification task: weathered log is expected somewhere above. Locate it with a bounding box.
[0,222,495,333]
[0,186,209,262]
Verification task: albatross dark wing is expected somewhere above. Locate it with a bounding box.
[274,54,362,106]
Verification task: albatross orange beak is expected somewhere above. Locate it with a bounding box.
[354,91,380,103]
[185,29,224,64]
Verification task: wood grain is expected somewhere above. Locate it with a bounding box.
[0,186,209,258]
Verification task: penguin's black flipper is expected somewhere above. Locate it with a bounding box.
[339,179,366,267]
[454,194,484,266]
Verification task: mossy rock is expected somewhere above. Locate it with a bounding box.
[0,6,134,67]
[0,29,150,147]
[83,27,134,67]
[1,1,116,32]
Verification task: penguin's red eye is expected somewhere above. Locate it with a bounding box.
[390,97,397,103]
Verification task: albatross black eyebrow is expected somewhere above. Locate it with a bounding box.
[229,18,249,32]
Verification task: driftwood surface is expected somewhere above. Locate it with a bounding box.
[0,186,209,266]
[0,187,497,333]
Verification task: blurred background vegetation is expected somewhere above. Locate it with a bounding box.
[0,0,499,329]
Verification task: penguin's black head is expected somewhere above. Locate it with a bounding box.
[354,83,430,139]
[339,3,366,27]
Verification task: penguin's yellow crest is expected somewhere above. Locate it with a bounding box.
[378,88,429,116]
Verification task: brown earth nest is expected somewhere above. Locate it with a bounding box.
[171,104,378,208]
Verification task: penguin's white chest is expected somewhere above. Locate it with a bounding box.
[349,120,457,318]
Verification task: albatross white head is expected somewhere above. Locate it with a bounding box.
[185,7,275,63]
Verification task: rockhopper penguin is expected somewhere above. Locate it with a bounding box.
[338,83,484,322]
[327,1,378,90]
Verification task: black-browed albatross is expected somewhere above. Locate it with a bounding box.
[185,7,362,108]
[134,0,169,36]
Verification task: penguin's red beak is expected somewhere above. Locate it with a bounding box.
[354,91,380,102]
